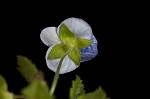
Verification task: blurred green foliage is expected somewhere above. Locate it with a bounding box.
[0,55,109,99]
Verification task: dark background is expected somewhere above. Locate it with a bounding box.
[0,2,128,99]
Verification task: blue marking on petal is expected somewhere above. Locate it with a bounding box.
[80,35,98,62]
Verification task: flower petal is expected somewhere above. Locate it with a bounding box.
[80,35,98,62]
[40,27,61,47]
[58,18,93,40]
[46,45,78,74]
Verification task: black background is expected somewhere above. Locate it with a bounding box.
[0,2,128,99]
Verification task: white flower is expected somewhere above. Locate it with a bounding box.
[40,18,98,74]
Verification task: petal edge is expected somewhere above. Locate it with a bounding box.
[40,27,61,47]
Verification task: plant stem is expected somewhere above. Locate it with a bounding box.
[50,49,71,96]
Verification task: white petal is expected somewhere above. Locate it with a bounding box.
[57,18,93,40]
[40,27,61,47]
[45,45,78,74]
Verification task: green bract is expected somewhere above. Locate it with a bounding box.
[76,38,93,49]
[59,24,76,48]
[48,44,68,60]
[49,24,93,66]
[68,48,81,66]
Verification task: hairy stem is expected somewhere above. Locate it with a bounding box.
[50,49,71,96]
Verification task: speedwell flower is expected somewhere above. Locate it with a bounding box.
[40,18,98,74]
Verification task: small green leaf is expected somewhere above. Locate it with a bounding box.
[70,75,85,99]
[22,79,52,99]
[0,91,13,99]
[76,38,93,49]
[17,55,38,83]
[59,24,76,47]
[68,48,81,66]
[48,44,68,60]
[0,75,7,91]
[81,87,108,99]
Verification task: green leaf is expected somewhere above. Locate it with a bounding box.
[0,91,13,99]
[68,48,81,66]
[70,75,85,99]
[22,79,52,99]
[0,76,13,99]
[59,24,76,47]
[81,87,108,99]
[17,55,38,83]
[76,38,93,49]
[48,44,68,60]
[0,75,7,91]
